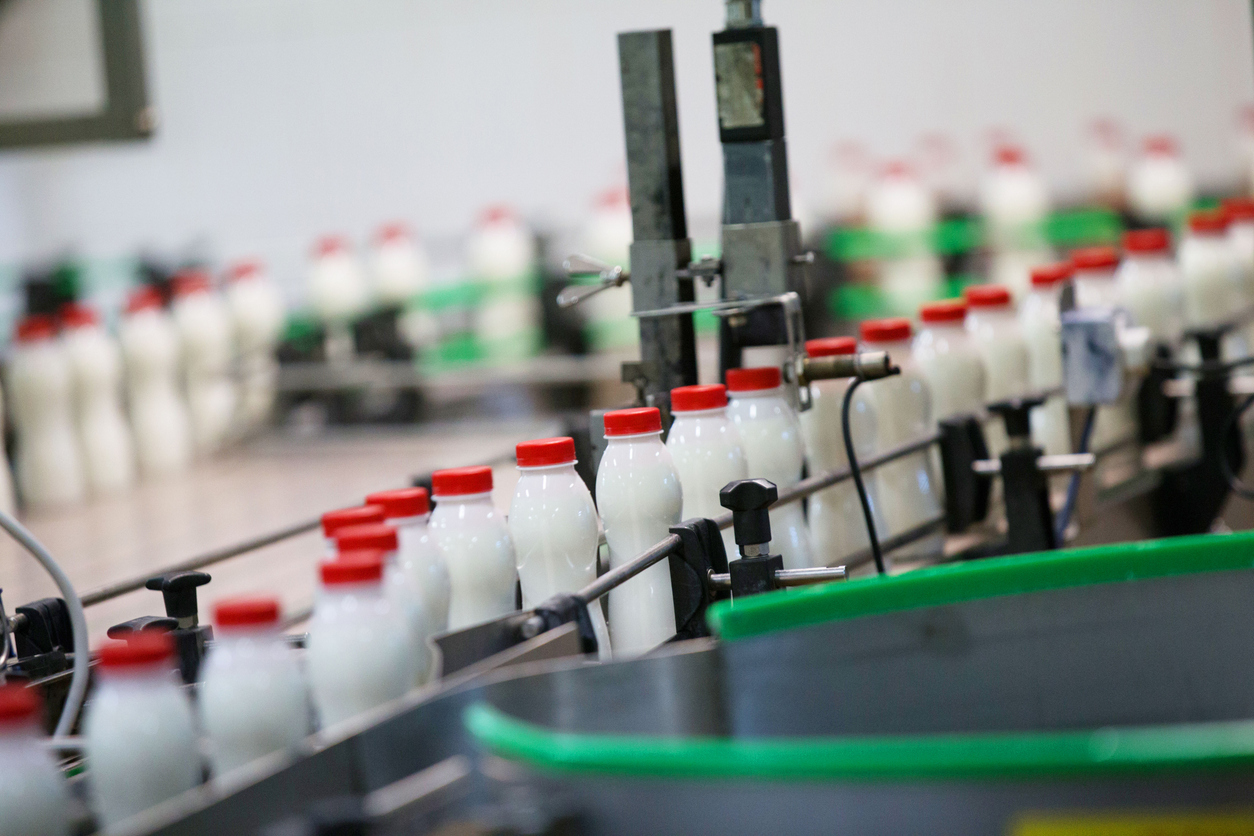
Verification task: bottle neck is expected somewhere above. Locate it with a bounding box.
[388,513,431,529]
[516,462,578,474]
[670,407,728,419]
[727,386,781,401]
[605,431,663,444]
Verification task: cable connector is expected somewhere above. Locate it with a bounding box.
[797,350,896,385]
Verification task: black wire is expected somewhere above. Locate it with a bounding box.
[1054,405,1098,544]
[1221,393,1254,500]
[841,376,886,575]
[1151,354,1254,375]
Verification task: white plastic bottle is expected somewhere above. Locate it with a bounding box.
[1226,198,1254,290]
[665,384,747,559]
[84,632,200,830]
[726,367,814,570]
[1071,246,1124,310]
[171,272,237,455]
[0,683,72,836]
[60,303,136,495]
[579,188,636,353]
[1180,208,1244,340]
[596,408,680,656]
[799,337,883,566]
[467,206,539,358]
[199,597,309,777]
[7,314,86,509]
[981,145,1052,298]
[912,300,985,420]
[308,236,369,327]
[965,284,1030,456]
[365,487,452,636]
[225,261,285,432]
[371,223,430,306]
[1116,228,1184,347]
[430,466,517,630]
[866,160,944,315]
[1127,135,1194,225]
[1020,263,1074,458]
[334,523,429,684]
[120,287,193,478]
[307,552,415,728]
[857,318,943,559]
[507,437,611,655]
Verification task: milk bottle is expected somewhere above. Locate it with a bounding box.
[1015,264,1071,463]
[320,504,385,557]
[7,315,86,509]
[225,261,285,432]
[1117,229,1184,346]
[1128,135,1194,225]
[981,145,1052,298]
[171,272,236,454]
[799,337,883,566]
[1180,208,1244,338]
[508,437,611,656]
[371,223,429,306]
[334,523,428,683]
[308,236,369,326]
[1072,246,1123,309]
[0,684,72,836]
[84,632,200,830]
[467,206,539,358]
[726,367,814,570]
[595,407,681,656]
[199,597,309,776]
[60,303,136,495]
[857,319,943,560]
[1224,198,1254,341]
[912,300,985,420]
[365,487,452,636]
[579,188,636,352]
[430,466,517,629]
[866,161,943,315]
[306,552,415,728]
[665,384,747,559]
[120,287,192,477]
[965,284,1030,457]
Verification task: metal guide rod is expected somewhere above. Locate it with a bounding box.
[577,534,682,605]
[708,564,847,591]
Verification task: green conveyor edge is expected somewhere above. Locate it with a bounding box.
[707,530,1254,642]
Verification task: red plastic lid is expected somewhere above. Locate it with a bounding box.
[1143,134,1179,156]
[1071,246,1120,271]
[1189,208,1229,235]
[432,465,494,496]
[14,314,56,343]
[918,300,967,324]
[320,505,386,539]
[1226,197,1254,223]
[315,235,349,257]
[725,367,782,392]
[805,336,858,356]
[335,523,398,553]
[171,270,212,298]
[881,159,914,178]
[364,487,430,518]
[516,436,577,467]
[860,317,913,342]
[479,204,516,225]
[0,683,40,726]
[59,302,99,329]
[670,384,729,411]
[126,285,164,314]
[993,145,1026,166]
[377,222,409,243]
[1030,262,1075,287]
[320,551,385,586]
[98,631,175,669]
[214,596,280,629]
[1123,228,1170,254]
[965,285,1013,308]
[227,260,263,283]
[595,187,629,209]
[603,407,663,436]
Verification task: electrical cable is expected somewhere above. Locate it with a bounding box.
[841,376,886,575]
[1220,393,1254,500]
[1054,406,1098,544]
[0,508,90,739]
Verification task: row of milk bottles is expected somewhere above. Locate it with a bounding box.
[4,265,285,511]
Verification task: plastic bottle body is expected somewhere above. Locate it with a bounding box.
[199,628,309,776]
[173,291,237,454]
[7,338,86,508]
[595,432,681,656]
[64,324,136,494]
[1179,233,1245,338]
[0,723,72,836]
[727,389,813,570]
[1116,253,1185,347]
[84,667,201,830]
[966,305,1030,456]
[392,514,452,639]
[227,276,285,431]
[430,495,517,630]
[120,309,193,477]
[1019,287,1071,457]
[912,323,986,421]
[665,408,747,559]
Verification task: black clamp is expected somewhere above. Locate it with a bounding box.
[668,517,729,640]
[106,616,179,639]
[988,397,1057,553]
[103,570,215,684]
[720,478,785,598]
[145,570,211,628]
[937,414,991,532]
[529,593,599,656]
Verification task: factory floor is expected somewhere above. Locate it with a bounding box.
[0,419,556,642]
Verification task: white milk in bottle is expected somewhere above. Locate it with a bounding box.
[726,367,814,570]
[1226,198,1254,295]
[1180,208,1245,348]
[1127,135,1194,225]
[596,407,681,657]
[0,684,72,836]
[307,552,415,728]
[665,384,747,559]
[1117,228,1184,347]
[225,261,285,432]
[799,337,883,566]
[508,437,611,656]
[308,236,369,326]
[913,300,985,420]
[467,206,539,358]
[84,632,200,831]
[1071,246,1123,309]
[371,223,430,306]
[866,160,944,315]
[7,315,86,509]
[1020,263,1073,458]
[858,318,944,559]
[430,466,517,629]
[60,302,136,495]
[981,145,1052,298]
[965,284,1030,457]
[171,271,237,454]
[199,597,309,777]
[365,487,452,637]
[120,287,192,477]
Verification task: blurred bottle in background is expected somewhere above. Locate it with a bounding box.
[866,160,943,315]
[171,270,237,455]
[578,187,636,352]
[226,260,286,433]
[467,205,540,361]
[308,235,369,363]
[980,144,1053,298]
[1086,118,1127,211]
[1127,135,1194,227]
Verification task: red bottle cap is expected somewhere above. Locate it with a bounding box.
[1143,134,1178,156]
[1189,208,1230,235]
[432,465,494,496]
[964,285,1013,308]
[377,222,409,244]
[171,270,212,298]
[1224,197,1254,223]
[364,487,429,518]
[1030,262,1075,287]
[320,552,385,586]
[98,631,175,669]
[59,302,99,329]
[603,407,664,436]
[1123,228,1170,254]
[725,367,783,392]
[214,596,281,629]
[14,314,57,343]
[0,683,40,727]
[805,336,858,356]
[321,505,386,539]
[315,235,349,257]
[670,384,728,411]
[227,260,263,283]
[918,300,967,324]
[125,285,164,314]
[860,318,913,342]
[335,523,399,554]
[1071,246,1120,271]
[515,437,577,467]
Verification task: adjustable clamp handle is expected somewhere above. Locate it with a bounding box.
[719,478,776,558]
[987,395,1046,441]
[557,253,630,308]
[145,571,211,627]
[106,616,178,639]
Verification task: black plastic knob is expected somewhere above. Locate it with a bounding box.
[719,478,777,548]
[988,396,1046,441]
[145,571,211,621]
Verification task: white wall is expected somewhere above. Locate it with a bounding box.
[0,0,1250,302]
